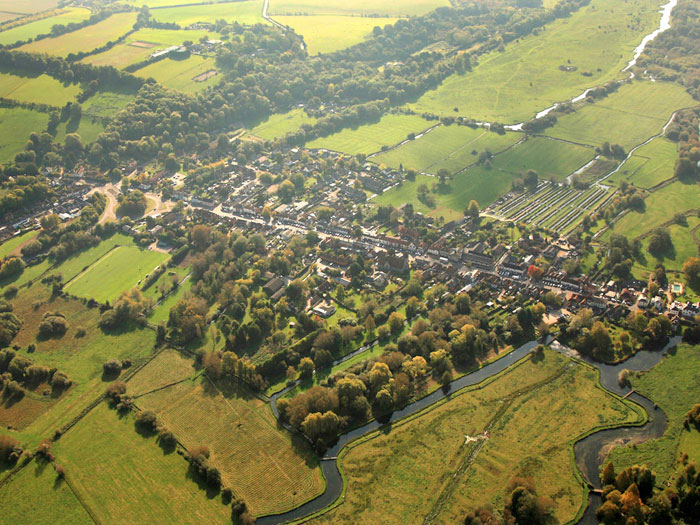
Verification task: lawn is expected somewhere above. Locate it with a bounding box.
[0,71,80,106]
[53,404,232,524]
[135,55,219,93]
[133,372,324,516]
[314,350,640,524]
[55,116,105,144]
[0,229,37,258]
[306,113,434,156]
[276,15,398,54]
[18,12,138,57]
[607,344,700,483]
[82,91,135,118]
[151,1,264,26]
[250,108,317,141]
[0,107,48,164]
[408,0,666,123]
[372,124,520,174]
[65,245,169,304]
[0,8,91,46]
[544,81,696,150]
[0,457,92,525]
[605,137,677,189]
[269,0,449,16]
[147,275,193,324]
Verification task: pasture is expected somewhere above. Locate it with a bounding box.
[147,275,193,324]
[372,124,520,174]
[306,113,434,156]
[0,7,90,46]
[0,107,48,164]
[277,15,398,54]
[135,55,219,93]
[53,404,232,524]
[315,350,640,524]
[408,0,665,123]
[544,81,696,150]
[250,108,317,141]
[636,217,700,274]
[55,117,105,144]
[18,12,138,57]
[0,229,37,258]
[82,91,135,118]
[608,344,700,483]
[151,1,263,26]
[605,137,677,189]
[134,373,324,516]
[0,0,59,15]
[0,72,80,106]
[269,0,449,17]
[64,245,169,304]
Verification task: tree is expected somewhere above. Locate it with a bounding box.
[191,224,211,251]
[505,477,555,524]
[527,264,544,280]
[388,311,405,334]
[277,180,295,203]
[683,257,700,288]
[523,169,539,189]
[40,213,60,232]
[466,200,480,218]
[298,357,314,380]
[364,314,376,336]
[301,411,340,445]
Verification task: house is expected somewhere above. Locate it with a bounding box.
[636,294,649,309]
[263,276,285,296]
[312,303,336,318]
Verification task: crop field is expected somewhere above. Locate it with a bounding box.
[605,137,677,189]
[82,91,135,117]
[544,81,696,150]
[135,55,219,93]
[277,15,398,54]
[52,404,232,524]
[315,351,640,524]
[269,0,449,17]
[408,0,664,123]
[0,7,91,46]
[371,125,520,174]
[134,374,324,516]
[65,245,169,304]
[151,1,264,26]
[608,344,700,483]
[0,107,48,163]
[0,0,59,15]
[307,113,433,156]
[0,457,92,525]
[250,108,317,141]
[18,12,138,57]
[0,71,80,106]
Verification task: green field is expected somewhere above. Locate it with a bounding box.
[608,344,700,483]
[0,229,37,258]
[65,245,169,304]
[372,124,520,174]
[315,351,640,524]
[605,137,678,189]
[0,457,93,525]
[82,91,135,118]
[52,404,232,524]
[148,275,193,324]
[492,137,595,181]
[408,0,665,123]
[0,0,59,15]
[18,12,138,56]
[55,116,105,144]
[250,108,317,141]
[151,1,263,26]
[277,15,398,54]
[269,0,449,16]
[0,71,80,106]
[545,81,696,150]
[0,7,91,46]
[0,107,48,163]
[307,113,434,155]
[135,55,219,93]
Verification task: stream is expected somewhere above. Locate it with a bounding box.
[257,336,681,524]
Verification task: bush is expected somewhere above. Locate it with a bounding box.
[221,487,233,504]
[105,381,127,402]
[38,312,68,338]
[135,410,159,432]
[50,372,71,392]
[0,434,22,464]
[158,427,177,448]
[54,464,66,479]
[102,359,122,377]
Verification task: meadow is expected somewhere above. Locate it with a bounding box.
[276,15,398,54]
[372,124,520,174]
[64,245,170,304]
[250,108,317,141]
[633,217,700,275]
[605,137,677,189]
[269,0,449,17]
[0,72,80,106]
[408,0,664,123]
[306,113,433,156]
[51,404,232,524]
[151,1,264,26]
[134,372,325,516]
[0,229,37,258]
[0,7,90,46]
[55,117,105,145]
[0,0,59,15]
[82,91,135,118]
[135,55,219,93]
[18,12,138,57]
[0,107,48,164]
[315,350,640,524]
[544,81,696,150]
[608,344,700,483]
[147,275,193,324]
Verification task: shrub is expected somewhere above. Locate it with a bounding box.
[158,427,177,448]
[54,464,66,479]
[38,312,68,338]
[102,359,122,377]
[0,434,22,464]
[105,381,127,402]
[221,487,233,504]
[74,327,86,338]
[135,410,159,432]
[50,372,71,392]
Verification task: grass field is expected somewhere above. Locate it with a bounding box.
[0,107,48,164]
[135,55,219,93]
[18,12,138,57]
[544,81,696,150]
[0,0,58,15]
[82,91,135,118]
[51,403,232,524]
[269,0,448,16]
[65,245,169,304]
[608,344,700,483]
[0,71,80,106]
[372,125,520,175]
[277,15,398,54]
[315,350,640,524]
[605,137,677,189]
[55,116,105,144]
[250,108,317,141]
[634,217,700,275]
[306,113,434,156]
[408,0,665,123]
[0,457,93,525]
[0,229,37,258]
[151,1,263,26]
[127,348,197,395]
[0,8,90,46]
[148,275,193,324]
[133,371,324,516]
